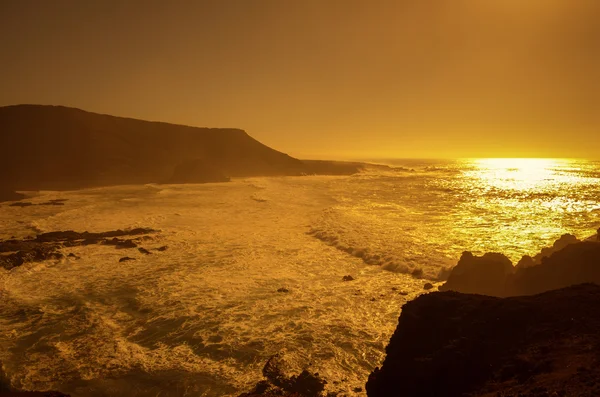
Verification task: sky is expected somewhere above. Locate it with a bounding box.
[1,0,599,159]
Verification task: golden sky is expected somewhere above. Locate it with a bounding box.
[1,0,598,159]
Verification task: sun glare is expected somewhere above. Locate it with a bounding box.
[470,158,565,191]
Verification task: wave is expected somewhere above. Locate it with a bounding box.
[307,227,435,279]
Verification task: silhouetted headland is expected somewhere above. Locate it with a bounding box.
[0,105,369,198]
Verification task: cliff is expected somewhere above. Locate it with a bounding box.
[0,105,361,193]
[367,283,600,397]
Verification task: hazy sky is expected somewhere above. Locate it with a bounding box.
[1,0,598,159]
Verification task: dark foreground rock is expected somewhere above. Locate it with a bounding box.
[367,283,600,397]
[440,236,600,297]
[0,228,158,270]
[238,354,326,397]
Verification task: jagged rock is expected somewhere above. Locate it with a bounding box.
[238,354,326,397]
[119,257,136,263]
[439,251,514,296]
[342,275,354,282]
[367,284,600,397]
[34,228,157,243]
[515,254,535,270]
[0,228,157,270]
[440,239,600,297]
[0,248,63,270]
[532,233,579,264]
[513,242,600,296]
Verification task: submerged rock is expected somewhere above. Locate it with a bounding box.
[342,275,354,282]
[119,257,136,263]
[138,247,151,255]
[277,287,290,293]
[0,228,158,270]
[9,202,34,207]
[38,201,66,206]
[367,284,600,397]
[104,238,137,249]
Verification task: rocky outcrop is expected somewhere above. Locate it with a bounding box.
[238,354,326,397]
[367,284,600,397]
[513,241,600,296]
[439,251,515,296]
[0,228,158,270]
[439,235,600,297]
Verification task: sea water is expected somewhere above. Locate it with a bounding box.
[0,159,599,396]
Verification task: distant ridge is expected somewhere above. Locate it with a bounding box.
[0,105,363,193]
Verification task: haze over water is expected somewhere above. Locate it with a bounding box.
[1,158,599,396]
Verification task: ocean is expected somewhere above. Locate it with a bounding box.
[1,158,599,396]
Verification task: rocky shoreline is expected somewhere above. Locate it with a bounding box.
[0,228,161,270]
[235,234,600,396]
[3,229,600,396]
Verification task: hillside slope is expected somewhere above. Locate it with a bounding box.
[0,105,310,190]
